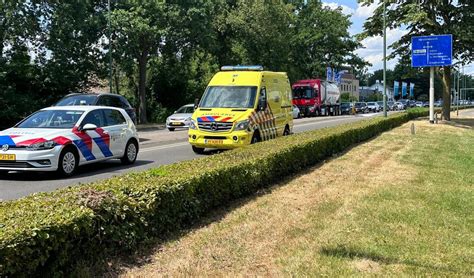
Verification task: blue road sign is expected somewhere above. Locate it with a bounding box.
[411,35,452,67]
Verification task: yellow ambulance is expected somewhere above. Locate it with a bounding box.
[188,65,293,154]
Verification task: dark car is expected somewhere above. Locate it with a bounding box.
[55,93,137,124]
[398,99,409,109]
[340,102,353,114]
[354,102,368,113]
[387,101,395,111]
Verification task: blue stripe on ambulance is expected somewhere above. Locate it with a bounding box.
[93,137,113,157]
[73,139,96,161]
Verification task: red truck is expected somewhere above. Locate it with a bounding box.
[292,79,341,117]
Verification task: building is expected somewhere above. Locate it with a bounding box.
[338,73,359,100]
[359,81,394,101]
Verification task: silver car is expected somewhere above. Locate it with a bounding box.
[166,104,195,131]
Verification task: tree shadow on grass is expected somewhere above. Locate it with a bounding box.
[444,118,474,129]
[320,245,473,276]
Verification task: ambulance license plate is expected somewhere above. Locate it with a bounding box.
[205,139,223,145]
[0,154,16,161]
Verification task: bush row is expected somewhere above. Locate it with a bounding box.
[0,108,430,276]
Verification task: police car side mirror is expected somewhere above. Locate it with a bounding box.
[81,123,97,131]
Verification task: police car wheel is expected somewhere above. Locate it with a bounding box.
[121,140,138,165]
[192,146,205,154]
[58,148,78,177]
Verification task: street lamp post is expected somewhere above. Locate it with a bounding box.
[108,0,113,94]
[383,0,387,117]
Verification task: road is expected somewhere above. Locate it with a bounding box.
[0,112,392,201]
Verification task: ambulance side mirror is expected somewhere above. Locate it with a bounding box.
[194,97,200,109]
[258,87,267,111]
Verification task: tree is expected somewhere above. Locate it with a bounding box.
[289,1,368,80]
[359,0,474,120]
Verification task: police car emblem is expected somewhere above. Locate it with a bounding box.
[2,144,9,152]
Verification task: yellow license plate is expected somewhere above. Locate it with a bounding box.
[172,122,182,126]
[205,139,223,145]
[0,154,16,161]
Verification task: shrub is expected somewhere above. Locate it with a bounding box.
[0,109,429,275]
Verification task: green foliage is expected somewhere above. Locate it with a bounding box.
[358,0,474,119]
[340,93,358,102]
[0,110,429,276]
[1,1,368,127]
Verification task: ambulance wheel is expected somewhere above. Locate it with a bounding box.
[192,146,205,154]
[168,128,175,131]
[251,131,261,144]
[121,139,139,165]
[57,147,78,177]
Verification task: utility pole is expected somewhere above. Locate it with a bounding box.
[382,0,387,117]
[108,0,113,94]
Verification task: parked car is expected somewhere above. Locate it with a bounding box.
[166,104,195,131]
[408,100,417,108]
[292,105,301,119]
[394,102,404,110]
[387,101,395,111]
[0,106,139,176]
[434,100,443,107]
[354,102,368,113]
[423,101,429,107]
[415,101,424,107]
[398,99,409,109]
[55,93,137,124]
[366,102,381,112]
[340,102,353,115]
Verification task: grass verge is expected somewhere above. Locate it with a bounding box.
[118,115,474,277]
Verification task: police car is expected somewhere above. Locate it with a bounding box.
[0,106,139,176]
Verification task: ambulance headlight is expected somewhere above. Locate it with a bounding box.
[27,140,57,151]
[186,118,197,130]
[234,120,250,131]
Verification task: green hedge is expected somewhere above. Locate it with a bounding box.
[0,108,430,276]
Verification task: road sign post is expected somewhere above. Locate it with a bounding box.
[412,34,453,123]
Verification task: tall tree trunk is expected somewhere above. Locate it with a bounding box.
[441,66,451,121]
[138,50,148,124]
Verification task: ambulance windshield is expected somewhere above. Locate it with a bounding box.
[200,86,257,109]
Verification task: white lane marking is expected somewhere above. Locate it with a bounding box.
[141,142,189,153]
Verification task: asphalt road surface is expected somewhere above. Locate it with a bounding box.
[0,112,398,201]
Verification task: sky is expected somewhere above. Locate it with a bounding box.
[322,0,403,73]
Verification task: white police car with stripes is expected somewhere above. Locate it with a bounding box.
[0,106,139,176]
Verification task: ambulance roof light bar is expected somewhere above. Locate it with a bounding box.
[220,65,264,71]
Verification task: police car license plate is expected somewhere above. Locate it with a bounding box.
[171,122,182,126]
[0,154,15,161]
[204,139,223,145]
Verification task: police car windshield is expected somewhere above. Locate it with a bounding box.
[55,95,97,106]
[16,110,84,129]
[200,86,257,108]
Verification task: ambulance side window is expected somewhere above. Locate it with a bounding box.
[258,87,267,111]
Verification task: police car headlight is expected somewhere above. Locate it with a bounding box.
[186,118,197,130]
[234,120,249,131]
[27,140,57,151]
